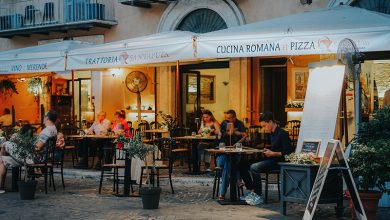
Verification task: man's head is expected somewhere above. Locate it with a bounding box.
[225,109,237,123]
[44,109,57,124]
[259,111,276,132]
[97,111,106,122]
[3,108,10,115]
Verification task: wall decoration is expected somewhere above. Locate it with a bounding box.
[293,68,309,100]
[187,75,215,104]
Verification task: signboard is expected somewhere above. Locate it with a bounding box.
[295,61,345,156]
[301,140,321,155]
[303,140,366,220]
[0,57,65,74]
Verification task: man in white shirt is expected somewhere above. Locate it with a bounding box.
[0,108,12,127]
[78,111,111,169]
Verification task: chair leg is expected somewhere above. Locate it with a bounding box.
[71,149,75,168]
[169,170,174,194]
[212,175,217,199]
[277,173,280,201]
[51,167,56,192]
[98,169,104,194]
[157,169,160,187]
[112,168,116,192]
[61,163,65,189]
[265,173,269,204]
[216,171,221,197]
[139,168,144,189]
[44,168,48,194]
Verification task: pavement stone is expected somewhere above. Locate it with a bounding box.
[0,167,388,220]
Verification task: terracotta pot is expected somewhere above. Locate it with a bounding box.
[346,190,382,220]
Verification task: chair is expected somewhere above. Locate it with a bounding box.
[137,122,152,143]
[247,125,263,148]
[24,5,36,26]
[140,138,175,194]
[149,121,161,130]
[170,127,191,171]
[42,2,55,23]
[212,167,243,199]
[27,137,57,194]
[52,146,65,189]
[286,120,301,148]
[98,148,127,194]
[62,124,80,167]
[261,169,281,204]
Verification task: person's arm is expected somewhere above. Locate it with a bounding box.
[86,122,96,134]
[213,121,221,135]
[35,140,45,151]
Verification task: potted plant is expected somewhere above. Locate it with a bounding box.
[117,134,160,209]
[158,111,178,136]
[0,79,18,98]
[348,105,390,219]
[200,127,211,138]
[10,133,38,200]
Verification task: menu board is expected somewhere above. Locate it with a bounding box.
[301,140,321,155]
[295,61,346,157]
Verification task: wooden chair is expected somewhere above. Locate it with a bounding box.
[170,127,191,171]
[286,120,301,148]
[140,138,175,194]
[137,122,152,143]
[98,148,127,194]
[27,137,57,194]
[62,124,80,167]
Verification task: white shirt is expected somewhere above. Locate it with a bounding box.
[87,119,111,135]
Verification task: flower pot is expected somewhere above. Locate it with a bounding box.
[346,190,382,220]
[17,180,37,200]
[140,187,162,209]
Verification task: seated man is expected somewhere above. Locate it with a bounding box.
[0,110,58,193]
[217,109,247,200]
[80,111,111,169]
[239,111,293,203]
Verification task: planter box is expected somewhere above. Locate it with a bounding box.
[280,163,343,216]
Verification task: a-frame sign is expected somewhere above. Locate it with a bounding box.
[303,140,367,220]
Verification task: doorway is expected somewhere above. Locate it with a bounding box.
[260,58,288,126]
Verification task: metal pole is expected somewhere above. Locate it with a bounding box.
[154,67,158,126]
[176,61,181,127]
[354,66,361,135]
[72,70,75,126]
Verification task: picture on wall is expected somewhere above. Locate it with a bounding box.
[293,68,309,100]
[187,75,215,104]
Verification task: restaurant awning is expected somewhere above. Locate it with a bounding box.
[196,6,390,59]
[0,41,93,75]
[66,31,196,70]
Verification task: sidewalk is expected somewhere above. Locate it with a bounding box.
[0,168,388,220]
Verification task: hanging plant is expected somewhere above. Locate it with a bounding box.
[27,78,42,96]
[0,79,18,97]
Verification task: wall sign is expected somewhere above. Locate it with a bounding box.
[301,140,321,155]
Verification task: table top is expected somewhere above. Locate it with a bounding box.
[143,129,169,133]
[206,146,262,154]
[176,135,216,140]
[67,134,117,139]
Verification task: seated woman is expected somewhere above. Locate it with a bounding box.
[111,110,131,137]
[0,110,58,193]
[197,110,221,171]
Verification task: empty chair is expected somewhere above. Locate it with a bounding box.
[24,5,36,26]
[42,2,55,23]
[98,148,127,194]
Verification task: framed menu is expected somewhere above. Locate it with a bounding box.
[301,140,321,155]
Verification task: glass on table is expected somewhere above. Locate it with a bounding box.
[234,142,243,152]
[218,142,226,150]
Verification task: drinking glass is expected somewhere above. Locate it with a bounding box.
[219,142,226,150]
[235,142,243,152]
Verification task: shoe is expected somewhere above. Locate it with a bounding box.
[0,188,5,194]
[218,195,225,201]
[205,168,212,172]
[240,192,255,201]
[246,193,264,206]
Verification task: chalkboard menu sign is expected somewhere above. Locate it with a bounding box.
[301,140,321,155]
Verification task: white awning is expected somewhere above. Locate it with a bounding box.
[0,41,93,74]
[66,31,196,70]
[196,6,390,58]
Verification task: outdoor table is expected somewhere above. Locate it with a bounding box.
[207,147,262,205]
[176,135,216,174]
[67,135,117,168]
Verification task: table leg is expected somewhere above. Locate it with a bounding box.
[76,139,89,168]
[192,139,200,173]
[124,157,131,196]
[218,153,246,205]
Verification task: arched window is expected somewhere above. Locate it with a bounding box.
[176,9,227,33]
[351,0,390,14]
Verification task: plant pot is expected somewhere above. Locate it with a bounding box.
[17,180,37,200]
[140,187,162,209]
[346,190,382,220]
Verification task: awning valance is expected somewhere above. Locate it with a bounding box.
[196,6,390,59]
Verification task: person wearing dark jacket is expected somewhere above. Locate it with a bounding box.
[239,111,293,201]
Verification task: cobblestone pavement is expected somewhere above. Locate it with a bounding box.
[0,168,388,220]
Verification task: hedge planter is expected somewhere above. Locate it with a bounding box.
[140,187,162,209]
[17,180,37,200]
